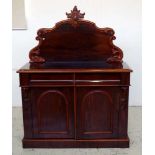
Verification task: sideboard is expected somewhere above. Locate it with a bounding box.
[17,6,132,148]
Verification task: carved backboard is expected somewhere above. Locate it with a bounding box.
[29,6,123,63]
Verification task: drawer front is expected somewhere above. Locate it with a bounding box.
[19,72,130,87]
[30,73,74,86]
[75,73,121,85]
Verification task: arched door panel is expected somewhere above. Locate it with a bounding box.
[76,87,119,139]
[31,87,74,138]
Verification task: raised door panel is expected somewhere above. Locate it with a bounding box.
[31,87,74,138]
[76,87,119,139]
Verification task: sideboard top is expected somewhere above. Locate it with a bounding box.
[17,6,132,73]
[17,61,132,73]
[29,6,124,64]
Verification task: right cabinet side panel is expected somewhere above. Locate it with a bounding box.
[118,86,129,138]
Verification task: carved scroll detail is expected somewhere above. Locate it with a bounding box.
[22,87,31,112]
[29,47,45,63]
[120,87,128,110]
[22,87,30,103]
[29,28,49,62]
[107,47,123,63]
[105,29,123,63]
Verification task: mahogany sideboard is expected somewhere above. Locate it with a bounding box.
[17,6,132,148]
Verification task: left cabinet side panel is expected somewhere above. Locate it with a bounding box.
[19,73,33,139]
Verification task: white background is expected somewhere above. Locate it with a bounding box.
[13,0,141,107]
[0,0,155,155]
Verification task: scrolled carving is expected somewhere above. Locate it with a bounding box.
[29,28,48,63]
[107,48,123,63]
[22,87,31,113]
[22,87,30,103]
[120,87,128,110]
[104,28,115,36]
[106,29,123,63]
[29,47,45,63]
[36,28,51,39]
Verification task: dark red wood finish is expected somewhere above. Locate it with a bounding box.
[76,86,120,139]
[17,6,132,148]
[31,87,74,139]
[29,6,123,63]
[18,67,131,148]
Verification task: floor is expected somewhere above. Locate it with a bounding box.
[13,107,141,155]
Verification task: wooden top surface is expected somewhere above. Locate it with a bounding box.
[17,61,132,73]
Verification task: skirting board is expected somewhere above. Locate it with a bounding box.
[23,137,129,148]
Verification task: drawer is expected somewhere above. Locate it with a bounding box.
[30,73,74,86]
[75,73,121,85]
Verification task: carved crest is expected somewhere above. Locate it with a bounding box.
[66,6,85,21]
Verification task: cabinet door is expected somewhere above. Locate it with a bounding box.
[76,87,119,139]
[31,87,74,138]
